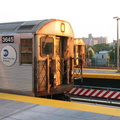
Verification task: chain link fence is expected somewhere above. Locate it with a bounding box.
[86,58,117,68]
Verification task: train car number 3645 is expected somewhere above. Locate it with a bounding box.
[2,36,14,43]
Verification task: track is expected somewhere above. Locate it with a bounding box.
[70,95,120,107]
[71,68,120,106]
[66,83,120,106]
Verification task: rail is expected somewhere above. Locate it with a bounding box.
[71,96,120,106]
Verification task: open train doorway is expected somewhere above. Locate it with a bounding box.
[55,36,69,85]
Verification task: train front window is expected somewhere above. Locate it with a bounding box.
[21,38,32,64]
[41,37,54,56]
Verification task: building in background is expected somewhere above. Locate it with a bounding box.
[82,34,108,46]
[94,51,109,66]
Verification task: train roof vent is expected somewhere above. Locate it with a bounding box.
[0,22,22,33]
[18,25,35,30]
[16,20,41,32]
[21,21,40,26]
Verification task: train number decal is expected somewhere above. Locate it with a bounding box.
[2,36,14,43]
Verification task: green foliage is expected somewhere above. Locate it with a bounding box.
[109,45,117,63]
[87,50,94,59]
[91,43,112,52]
[87,43,117,65]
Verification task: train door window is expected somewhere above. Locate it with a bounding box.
[40,37,54,57]
[56,37,60,56]
[21,39,32,64]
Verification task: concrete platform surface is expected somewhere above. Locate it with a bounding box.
[0,93,120,120]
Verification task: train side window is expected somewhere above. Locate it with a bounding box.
[21,39,32,64]
[40,37,54,57]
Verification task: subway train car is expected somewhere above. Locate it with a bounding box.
[0,19,75,97]
[74,38,86,67]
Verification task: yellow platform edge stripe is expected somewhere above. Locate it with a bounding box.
[83,68,117,71]
[74,73,120,79]
[0,92,120,117]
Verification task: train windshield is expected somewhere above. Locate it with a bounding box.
[41,37,54,56]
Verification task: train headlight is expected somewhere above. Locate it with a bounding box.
[61,23,65,32]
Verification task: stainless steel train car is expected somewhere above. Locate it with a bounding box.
[74,38,86,67]
[0,19,75,97]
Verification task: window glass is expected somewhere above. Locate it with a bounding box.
[21,39,32,64]
[56,37,60,55]
[41,37,54,56]
[102,55,104,58]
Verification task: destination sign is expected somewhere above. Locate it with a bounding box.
[2,36,14,43]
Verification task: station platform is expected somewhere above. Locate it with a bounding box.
[0,92,120,120]
[74,68,120,79]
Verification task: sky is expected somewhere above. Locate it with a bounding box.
[0,0,120,43]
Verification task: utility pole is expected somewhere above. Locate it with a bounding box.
[113,17,120,72]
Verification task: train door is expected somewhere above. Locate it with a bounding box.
[55,37,61,85]
[35,35,73,95]
[75,45,82,66]
[35,36,54,94]
[78,45,82,59]
[78,45,86,67]
[54,36,72,85]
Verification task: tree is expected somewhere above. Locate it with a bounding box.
[91,43,112,52]
[109,45,117,65]
[87,50,94,59]
[87,43,117,66]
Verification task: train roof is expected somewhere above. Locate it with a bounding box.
[74,38,85,45]
[0,19,53,34]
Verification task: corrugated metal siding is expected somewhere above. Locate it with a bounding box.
[0,64,32,91]
[0,44,32,92]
